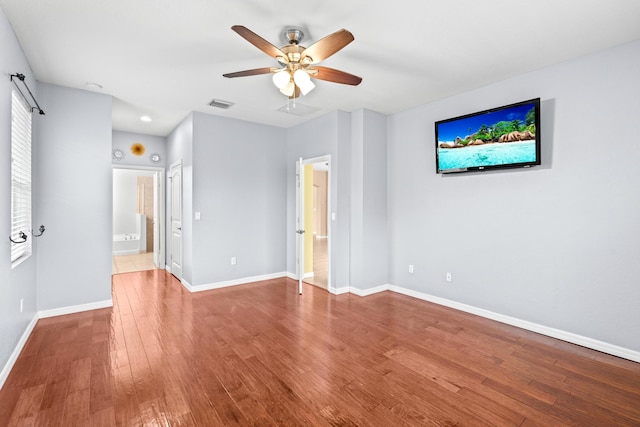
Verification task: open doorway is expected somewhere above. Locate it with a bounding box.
[112,167,165,274]
[297,156,330,291]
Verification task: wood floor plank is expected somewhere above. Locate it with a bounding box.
[1,270,639,426]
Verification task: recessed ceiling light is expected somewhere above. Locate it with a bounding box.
[86,82,103,89]
[140,115,152,122]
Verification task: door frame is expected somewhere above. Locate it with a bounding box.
[112,165,165,270]
[169,160,183,280]
[296,155,332,293]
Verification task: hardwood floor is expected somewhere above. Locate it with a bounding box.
[1,271,639,426]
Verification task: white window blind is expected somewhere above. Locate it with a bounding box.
[10,89,32,265]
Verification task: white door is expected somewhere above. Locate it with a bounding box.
[296,158,304,295]
[170,161,183,280]
[153,172,160,267]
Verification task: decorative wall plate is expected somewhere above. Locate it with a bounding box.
[131,142,145,156]
[112,148,125,160]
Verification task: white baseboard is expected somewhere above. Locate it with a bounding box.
[286,271,297,280]
[0,314,38,390]
[380,284,640,363]
[350,284,391,297]
[38,299,113,319]
[180,279,193,292]
[188,272,287,293]
[304,272,314,279]
[329,285,350,295]
[165,265,171,273]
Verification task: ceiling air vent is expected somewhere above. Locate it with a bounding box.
[208,99,234,109]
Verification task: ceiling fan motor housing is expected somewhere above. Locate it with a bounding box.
[283,28,304,45]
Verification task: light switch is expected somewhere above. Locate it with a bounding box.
[195,212,201,220]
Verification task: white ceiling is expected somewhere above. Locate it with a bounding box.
[2,0,639,137]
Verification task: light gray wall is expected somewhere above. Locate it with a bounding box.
[387,39,640,352]
[35,83,113,311]
[166,113,193,282]
[112,168,155,235]
[112,130,167,168]
[286,110,352,289]
[0,6,38,376]
[350,109,388,290]
[191,112,287,285]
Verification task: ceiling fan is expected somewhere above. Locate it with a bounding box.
[223,25,362,99]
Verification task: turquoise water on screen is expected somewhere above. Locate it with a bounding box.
[437,141,536,171]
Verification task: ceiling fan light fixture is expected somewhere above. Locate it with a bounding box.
[272,70,291,89]
[293,70,315,95]
[280,81,295,97]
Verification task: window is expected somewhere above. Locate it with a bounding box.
[10,89,32,266]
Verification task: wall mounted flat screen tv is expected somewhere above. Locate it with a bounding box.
[435,98,541,174]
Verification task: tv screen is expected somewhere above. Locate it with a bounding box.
[435,98,541,174]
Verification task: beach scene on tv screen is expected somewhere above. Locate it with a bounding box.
[437,102,537,171]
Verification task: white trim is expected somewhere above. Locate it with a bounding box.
[286,271,297,280]
[180,278,193,292]
[38,299,113,319]
[353,284,640,363]
[304,272,314,279]
[189,272,287,293]
[350,284,391,297]
[329,285,350,295]
[165,264,171,273]
[0,314,38,390]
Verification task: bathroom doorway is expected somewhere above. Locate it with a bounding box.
[112,166,165,274]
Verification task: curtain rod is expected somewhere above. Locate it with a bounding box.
[10,73,45,115]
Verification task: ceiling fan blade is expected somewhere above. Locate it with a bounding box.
[223,67,276,78]
[301,29,354,64]
[231,25,288,61]
[310,66,362,86]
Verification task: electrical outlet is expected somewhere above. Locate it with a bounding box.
[231,257,237,265]
[446,272,452,282]
[20,298,23,313]
[408,265,414,274]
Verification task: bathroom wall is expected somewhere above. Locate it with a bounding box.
[113,169,155,237]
